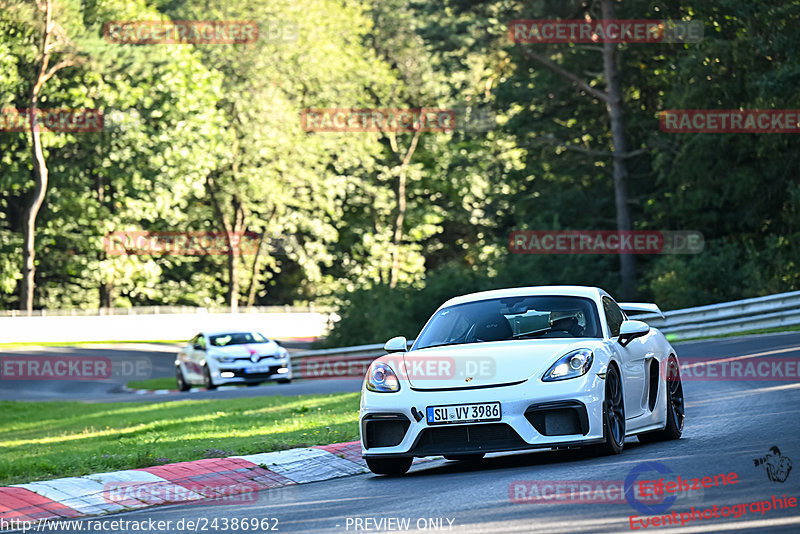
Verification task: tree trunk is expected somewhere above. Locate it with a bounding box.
[245,207,277,307]
[19,0,76,314]
[21,102,48,315]
[207,170,246,312]
[245,231,266,307]
[225,204,245,312]
[601,0,635,299]
[99,282,113,309]
[227,246,240,312]
[516,1,638,299]
[21,0,52,315]
[389,130,421,288]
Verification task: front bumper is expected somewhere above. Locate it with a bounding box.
[360,373,605,458]
[210,358,291,384]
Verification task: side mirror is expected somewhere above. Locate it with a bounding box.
[383,336,408,353]
[193,343,202,350]
[618,320,650,347]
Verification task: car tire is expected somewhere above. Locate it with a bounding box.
[277,378,291,384]
[638,356,684,443]
[176,366,190,391]
[593,364,625,456]
[202,366,218,390]
[366,457,413,476]
[444,453,485,462]
[246,382,261,387]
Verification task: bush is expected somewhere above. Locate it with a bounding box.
[321,265,488,348]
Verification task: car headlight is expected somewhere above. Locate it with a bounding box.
[277,347,289,360]
[542,348,594,382]
[366,362,400,393]
[213,354,236,363]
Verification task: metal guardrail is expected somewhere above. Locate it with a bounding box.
[289,291,800,377]
[290,341,413,378]
[630,290,800,340]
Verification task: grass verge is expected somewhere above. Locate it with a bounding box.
[125,377,255,390]
[125,377,182,391]
[0,393,360,486]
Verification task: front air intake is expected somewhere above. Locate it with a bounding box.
[525,401,589,436]
[362,414,410,449]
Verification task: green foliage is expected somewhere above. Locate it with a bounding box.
[0,0,797,339]
[322,264,489,347]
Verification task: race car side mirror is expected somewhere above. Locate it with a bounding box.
[618,320,650,347]
[384,336,408,353]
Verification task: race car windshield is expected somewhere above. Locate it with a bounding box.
[209,332,269,347]
[414,296,602,350]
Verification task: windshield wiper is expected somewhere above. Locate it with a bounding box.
[511,327,552,339]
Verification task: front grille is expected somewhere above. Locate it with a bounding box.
[229,366,280,379]
[411,423,527,455]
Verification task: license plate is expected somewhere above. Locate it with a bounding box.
[244,365,271,374]
[426,402,501,425]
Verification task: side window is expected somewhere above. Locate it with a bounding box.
[603,297,625,337]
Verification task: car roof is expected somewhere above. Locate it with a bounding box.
[439,285,610,309]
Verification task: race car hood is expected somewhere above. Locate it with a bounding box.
[398,339,601,389]
[208,341,282,358]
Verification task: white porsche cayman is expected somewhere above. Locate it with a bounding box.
[360,286,685,475]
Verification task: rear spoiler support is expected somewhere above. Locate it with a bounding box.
[619,302,665,319]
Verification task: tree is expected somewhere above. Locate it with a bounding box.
[7,0,81,313]
[514,0,636,297]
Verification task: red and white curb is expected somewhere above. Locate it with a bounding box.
[0,442,433,524]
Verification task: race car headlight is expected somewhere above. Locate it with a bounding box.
[212,354,236,363]
[366,362,400,393]
[277,347,289,360]
[542,349,594,382]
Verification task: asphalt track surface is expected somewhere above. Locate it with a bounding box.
[6,331,800,533]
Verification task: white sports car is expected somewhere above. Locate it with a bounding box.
[175,330,292,390]
[360,286,684,475]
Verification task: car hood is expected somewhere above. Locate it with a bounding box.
[208,341,281,358]
[397,339,602,390]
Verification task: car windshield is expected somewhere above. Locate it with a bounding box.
[414,296,602,350]
[209,332,268,347]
